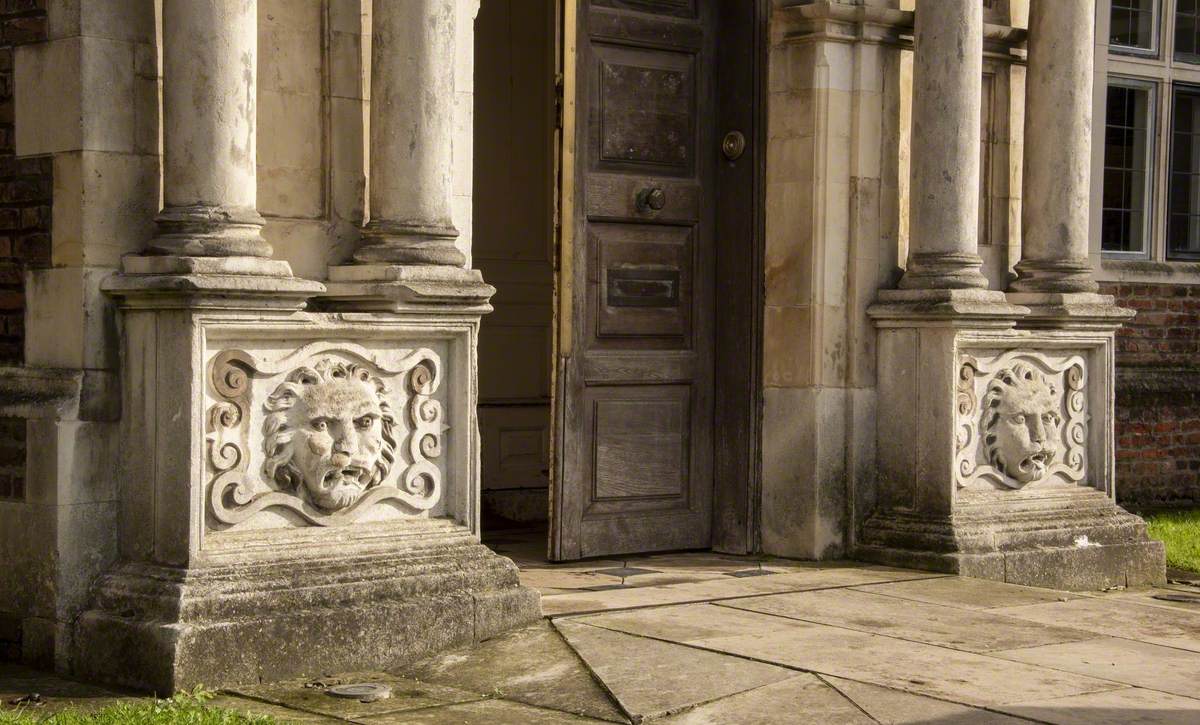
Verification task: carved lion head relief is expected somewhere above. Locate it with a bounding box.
[261,359,397,511]
[981,363,1063,486]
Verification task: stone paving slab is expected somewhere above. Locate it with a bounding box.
[718,588,1098,652]
[553,619,797,721]
[657,674,873,724]
[402,621,626,723]
[357,698,611,723]
[565,602,806,644]
[541,565,945,616]
[994,636,1200,699]
[998,596,1200,652]
[822,676,1029,724]
[231,671,484,720]
[851,575,1082,610]
[682,621,1125,707]
[993,687,1200,725]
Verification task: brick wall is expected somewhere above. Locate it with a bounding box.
[0,0,49,505]
[1101,282,1200,509]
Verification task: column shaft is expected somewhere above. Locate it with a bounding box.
[148,0,270,258]
[900,0,987,290]
[354,0,465,266]
[1012,0,1098,293]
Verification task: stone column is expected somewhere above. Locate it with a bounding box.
[899,0,988,290]
[1011,0,1098,293]
[146,0,270,259]
[354,0,465,266]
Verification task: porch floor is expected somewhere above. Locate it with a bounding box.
[5,542,1200,723]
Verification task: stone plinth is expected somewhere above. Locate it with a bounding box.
[859,290,1164,590]
[78,263,538,692]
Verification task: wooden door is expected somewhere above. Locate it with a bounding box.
[552,0,720,560]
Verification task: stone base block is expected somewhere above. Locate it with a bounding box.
[856,488,1166,591]
[73,528,540,694]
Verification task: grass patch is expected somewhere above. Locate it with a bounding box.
[1145,508,1200,573]
[0,689,276,725]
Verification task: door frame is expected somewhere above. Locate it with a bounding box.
[549,0,768,557]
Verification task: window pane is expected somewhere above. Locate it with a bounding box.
[1178,1,1200,62]
[1169,87,1200,258]
[1112,0,1156,50]
[1102,84,1153,254]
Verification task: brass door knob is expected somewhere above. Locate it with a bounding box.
[636,187,666,212]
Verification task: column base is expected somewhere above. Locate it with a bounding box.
[1010,259,1100,294]
[146,204,273,259]
[74,522,541,693]
[1006,291,1135,329]
[352,222,466,267]
[857,488,1165,590]
[322,264,496,312]
[897,252,991,291]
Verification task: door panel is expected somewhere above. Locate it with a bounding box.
[553,0,716,560]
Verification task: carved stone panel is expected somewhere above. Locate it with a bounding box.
[206,342,447,528]
[955,351,1088,491]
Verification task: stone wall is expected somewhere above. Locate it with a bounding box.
[1101,281,1200,509]
[0,0,50,365]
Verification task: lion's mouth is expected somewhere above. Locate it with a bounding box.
[323,465,369,486]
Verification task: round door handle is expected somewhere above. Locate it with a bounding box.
[636,187,666,212]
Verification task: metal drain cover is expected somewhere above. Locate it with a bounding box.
[1152,594,1200,604]
[325,683,392,702]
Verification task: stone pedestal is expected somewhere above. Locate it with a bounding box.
[859,290,1164,590]
[75,260,537,692]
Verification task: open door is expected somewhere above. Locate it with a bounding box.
[552,0,748,561]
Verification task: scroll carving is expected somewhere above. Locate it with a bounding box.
[206,344,445,526]
[955,351,1087,490]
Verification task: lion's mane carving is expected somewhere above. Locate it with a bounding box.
[261,359,398,511]
[981,362,1063,486]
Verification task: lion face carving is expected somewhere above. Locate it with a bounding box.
[982,363,1062,486]
[262,359,396,511]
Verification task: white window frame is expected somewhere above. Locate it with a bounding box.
[1110,0,1161,58]
[1102,76,1158,259]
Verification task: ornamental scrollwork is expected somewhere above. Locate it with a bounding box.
[955,351,1087,490]
[204,343,445,527]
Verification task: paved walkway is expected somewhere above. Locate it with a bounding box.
[4,542,1200,723]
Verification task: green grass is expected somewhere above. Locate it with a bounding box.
[0,689,276,725]
[1145,508,1200,573]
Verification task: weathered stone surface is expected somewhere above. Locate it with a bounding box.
[995,687,1200,725]
[358,698,611,724]
[660,674,872,724]
[566,602,803,645]
[852,575,1082,610]
[681,620,1123,707]
[554,620,796,721]
[541,565,941,617]
[403,621,625,723]
[74,529,540,693]
[824,676,1028,724]
[998,597,1200,653]
[994,637,1200,699]
[232,672,482,720]
[719,588,1094,652]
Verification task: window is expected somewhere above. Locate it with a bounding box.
[1170,86,1200,258]
[1179,0,1200,62]
[1103,82,1155,254]
[1112,0,1158,54]
[1100,0,1200,263]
